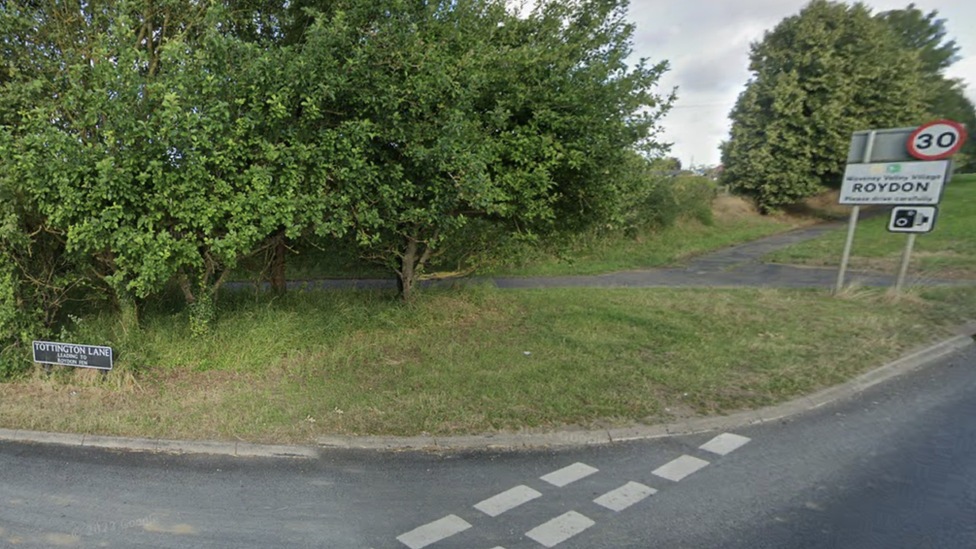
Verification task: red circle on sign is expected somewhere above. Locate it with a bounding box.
[907,119,968,160]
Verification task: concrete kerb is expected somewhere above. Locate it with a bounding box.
[0,429,318,459]
[2,327,973,457]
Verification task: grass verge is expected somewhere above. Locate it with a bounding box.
[2,285,974,444]
[485,212,803,277]
[766,174,976,278]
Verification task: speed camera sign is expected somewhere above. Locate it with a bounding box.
[888,206,938,234]
[907,120,968,160]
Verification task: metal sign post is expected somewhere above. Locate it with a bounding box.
[894,234,917,294]
[835,206,860,293]
[887,159,952,296]
[835,130,874,293]
[888,205,938,294]
[886,121,967,296]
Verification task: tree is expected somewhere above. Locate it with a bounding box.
[294,0,672,299]
[1,0,673,341]
[2,1,372,333]
[660,157,682,171]
[722,0,928,211]
[0,1,111,368]
[878,4,976,173]
[877,3,959,75]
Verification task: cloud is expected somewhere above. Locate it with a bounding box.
[627,0,976,166]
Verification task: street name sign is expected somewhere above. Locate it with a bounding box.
[32,341,114,371]
[839,160,949,205]
[888,206,938,234]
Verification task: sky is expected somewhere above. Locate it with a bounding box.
[626,0,976,167]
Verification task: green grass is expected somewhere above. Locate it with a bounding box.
[766,174,976,278]
[3,284,974,443]
[485,215,802,277]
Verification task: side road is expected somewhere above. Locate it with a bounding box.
[2,322,973,457]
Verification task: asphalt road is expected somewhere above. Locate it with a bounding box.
[2,342,975,549]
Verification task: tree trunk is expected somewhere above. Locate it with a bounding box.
[117,292,139,335]
[398,235,418,302]
[270,230,287,294]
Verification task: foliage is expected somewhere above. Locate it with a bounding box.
[291,0,673,299]
[0,0,675,358]
[876,3,959,74]
[877,4,976,173]
[612,152,714,235]
[721,0,928,212]
[0,176,94,376]
[0,255,32,378]
[1,1,374,333]
[0,2,108,370]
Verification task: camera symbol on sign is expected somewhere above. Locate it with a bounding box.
[888,206,937,234]
[892,209,927,228]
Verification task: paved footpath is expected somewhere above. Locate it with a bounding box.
[247,220,974,292]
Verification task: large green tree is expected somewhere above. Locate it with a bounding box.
[1,0,673,345]
[293,0,672,299]
[1,0,373,333]
[878,4,976,172]
[721,0,928,211]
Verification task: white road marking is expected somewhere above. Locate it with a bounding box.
[396,515,471,549]
[540,462,599,487]
[474,485,543,517]
[699,433,751,456]
[593,481,657,512]
[525,511,595,547]
[652,455,710,482]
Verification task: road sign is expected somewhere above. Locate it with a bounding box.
[32,340,114,371]
[907,120,968,160]
[888,206,938,234]
[847,127,917,163]
[839,160,949,205]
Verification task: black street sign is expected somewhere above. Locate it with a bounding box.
[32,341,113,371]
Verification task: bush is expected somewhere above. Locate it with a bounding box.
[613,152,717,235]
[468,161,720,274]
[0,189,93,379]
[0,258,32,378]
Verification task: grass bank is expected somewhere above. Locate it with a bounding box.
[485,209,803,277]
[766,174,976,278]
[2,285,974,443]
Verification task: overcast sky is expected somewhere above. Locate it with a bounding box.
[626,0,976,167]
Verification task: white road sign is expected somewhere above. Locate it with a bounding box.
[888,206,938,234]
[907,120,968,161]
[839,160,949,205]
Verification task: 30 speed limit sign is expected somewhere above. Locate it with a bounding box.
[907,119,968,160]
